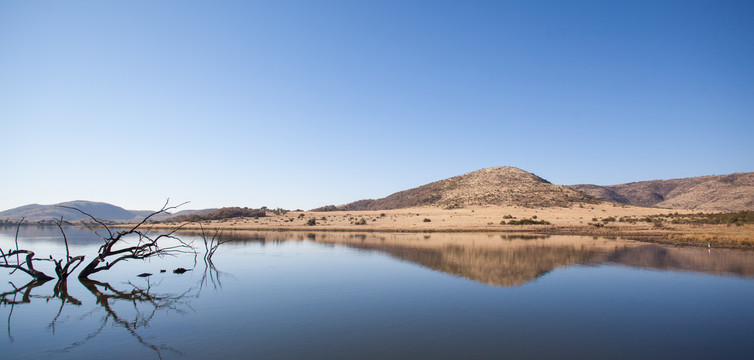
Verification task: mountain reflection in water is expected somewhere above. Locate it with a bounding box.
[3,228,754,360]
[201,231,754,286]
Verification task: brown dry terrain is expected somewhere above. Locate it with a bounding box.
[161,203,754,248]
[314,166,596,210]
[142,166,753,248]
[570,172,754,211]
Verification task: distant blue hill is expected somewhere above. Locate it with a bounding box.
[0,200,213,223]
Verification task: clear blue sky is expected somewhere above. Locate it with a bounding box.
[1,0,752,211]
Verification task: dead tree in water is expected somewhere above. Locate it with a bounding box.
[1,217,84,283]
[198,223,230,264]
[197,223,230,292]
[0,218,54,281]
[52,217,85,282]
[63,200,193,279]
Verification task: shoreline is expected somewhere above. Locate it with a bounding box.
[141,223,754,249]
[101,204,754,249]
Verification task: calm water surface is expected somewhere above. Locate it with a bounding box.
[1,227,753,359]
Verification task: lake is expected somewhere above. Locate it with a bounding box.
[2,226,754,359]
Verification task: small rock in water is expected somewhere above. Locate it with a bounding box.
[137,273,152,277]
[160,269,167,273]
[173,267,190,274]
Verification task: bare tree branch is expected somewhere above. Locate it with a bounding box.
[52,217,85,282]
[75,200,194,279]
[1,249,54,281]
[13,217,23,268]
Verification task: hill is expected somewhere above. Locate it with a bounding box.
[314,166,596,211]
[0,201,213,223]
[0,200,142,222]
[569,172,754,211]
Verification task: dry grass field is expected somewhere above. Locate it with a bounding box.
[161,202,754,248]
[137,167,754,248]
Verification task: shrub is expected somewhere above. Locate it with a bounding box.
[306,218,317,226]
[423,218,431,222]
[166,207,266,222]
[355,218,367,225]
[504,218,551,225]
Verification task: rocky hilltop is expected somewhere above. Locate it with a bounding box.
[316,166,596,211]
[570,172,754,211]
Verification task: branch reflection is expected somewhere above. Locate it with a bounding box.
[70,278,193,359]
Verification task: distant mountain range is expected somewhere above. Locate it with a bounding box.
[2,168,752,221]
[0,200,214,223]
[570,172,754,211]
[316,167,753,212]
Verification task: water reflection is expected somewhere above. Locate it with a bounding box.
[1,277,195,358]
[194,231,754,286]
[1,278,53,306]
[2,229,754,359]
[74,279,192,358]
[604,244,754,277]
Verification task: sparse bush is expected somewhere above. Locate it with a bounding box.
[355,218,367,225]
[504,218,551,225]
[271,207,290,215]
[166,207,266,222]
[423,218,431,222]
[312,205,339,212]
[658,211,752,225]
